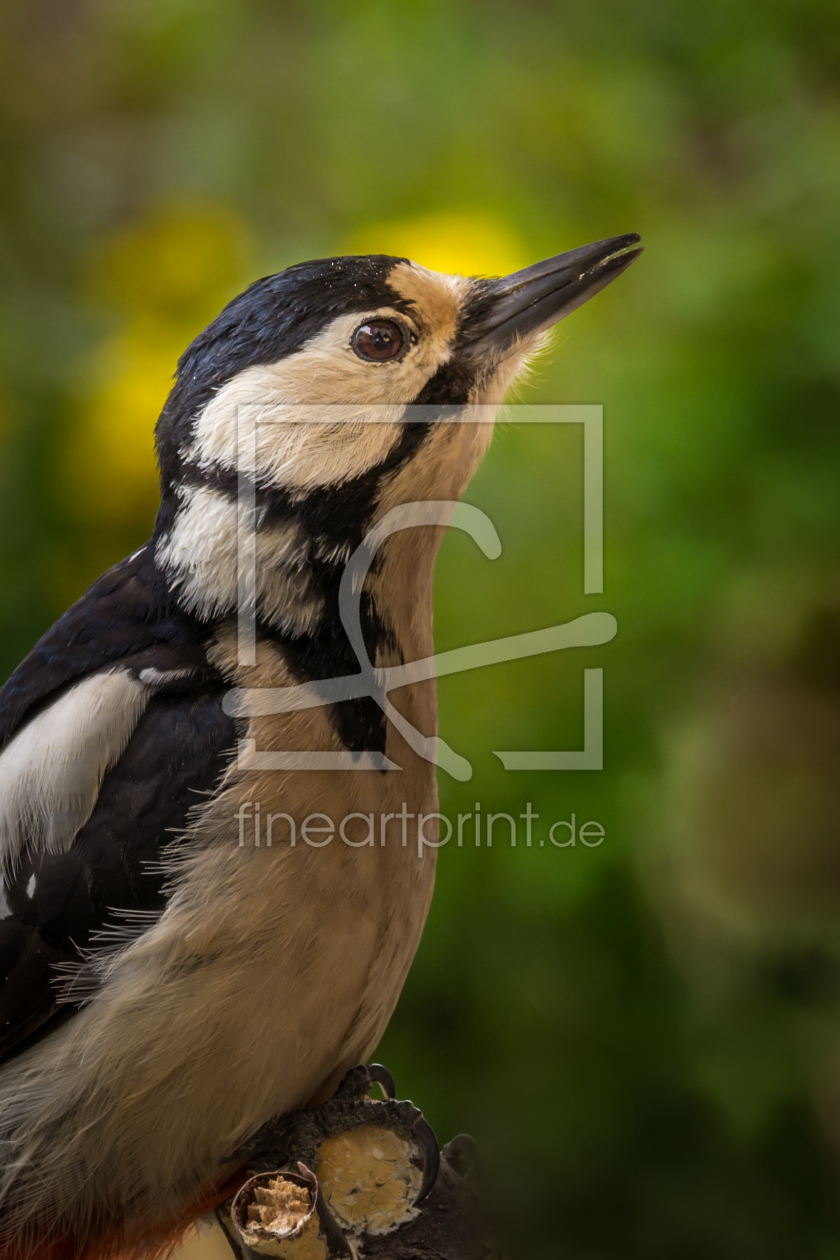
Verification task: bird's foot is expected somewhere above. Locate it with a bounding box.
[223,1064,439,1250]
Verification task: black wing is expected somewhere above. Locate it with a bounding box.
[0,548,236,1062]
[0,546,211,750]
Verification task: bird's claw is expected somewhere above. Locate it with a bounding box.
[224,1062,440,1248]
[364,1061,396,1100]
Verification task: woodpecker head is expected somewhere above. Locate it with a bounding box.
[153,234,641,632]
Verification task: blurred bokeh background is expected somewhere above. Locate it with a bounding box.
[2,1,840,1255]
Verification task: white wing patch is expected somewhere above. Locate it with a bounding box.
[0,670,149,874]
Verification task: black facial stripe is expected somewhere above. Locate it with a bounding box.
[256,587,397,757]
[168,413,434,550]
[412,355,476,406]
[157,419,435,755]
[151,239,480,758]
[258,420,433,755]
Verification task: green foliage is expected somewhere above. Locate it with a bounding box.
[1,1,840,1253]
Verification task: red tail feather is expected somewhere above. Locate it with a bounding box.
[0,1167,248,1260]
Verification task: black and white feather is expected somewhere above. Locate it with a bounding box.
[0,548,236,1059]
[0,236,641,1256]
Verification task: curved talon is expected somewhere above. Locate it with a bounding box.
[365,1062,396,1100]
[303,1167,354,1260]
[412,1115,440,1202]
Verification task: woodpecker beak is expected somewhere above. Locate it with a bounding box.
[464,233,643,352]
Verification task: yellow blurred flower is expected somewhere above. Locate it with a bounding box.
[347,209,527,278]
[62,321,177,525]
[61,207,524,534]
[92,203,249,321]
[60,204,252,529]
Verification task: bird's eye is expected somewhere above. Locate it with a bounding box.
[352,319,406,362]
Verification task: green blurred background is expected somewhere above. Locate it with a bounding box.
[2,1,840,1255]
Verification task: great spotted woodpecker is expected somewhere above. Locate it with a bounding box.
[0,234,641,1259]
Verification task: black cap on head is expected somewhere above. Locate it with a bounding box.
[156,254,413,488]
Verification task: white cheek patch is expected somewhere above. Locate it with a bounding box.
[185,278,473,492]
[0,670,150,875]
[186,370,407,492]
[156,484,322,633]
[186,309,443,492]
